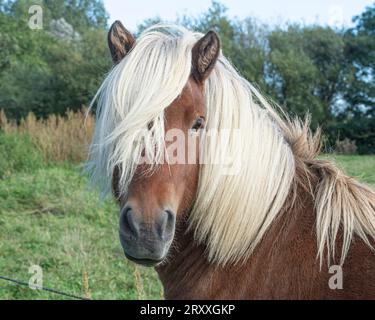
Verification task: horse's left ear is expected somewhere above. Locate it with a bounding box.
[191,31,220,82]
[108,20,135,64]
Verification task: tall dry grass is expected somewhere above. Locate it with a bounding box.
[0,108,94,163]
[133,265,145,300]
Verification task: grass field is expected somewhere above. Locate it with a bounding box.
[0,151,374,299]
[0,164,162,300]
[324,155,375,188]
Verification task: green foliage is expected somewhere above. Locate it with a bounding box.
[43,0,108,32]
[344,3,375,115]
[0,0,373,152]
[324,3,375,154]
[267,25,346,128]
[179,2,268,90]
[0,132,43,177]
[231,18,268,90]
[0,0,111,119]
[267,26,323,126]
[2,0,108,31]
[326,114,375,154]
[180,1,237,57]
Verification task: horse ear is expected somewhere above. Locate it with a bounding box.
[191,31,220,82]
[108,20,135,64]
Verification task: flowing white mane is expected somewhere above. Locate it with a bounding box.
[87,24,375,267]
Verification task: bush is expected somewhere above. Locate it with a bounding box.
[326,116,375,155]
[335,138,358,154]
[0,133,44,178]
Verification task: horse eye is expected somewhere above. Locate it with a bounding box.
[147,121,154,130]
[191,117,205,131]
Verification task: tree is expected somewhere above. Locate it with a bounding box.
[267,26,323,127]
[44,0,108,32]
[266,25,347,129]
[0,0,110,119]
[0,0,373,153]
[230,17,268,90]
[344,3,375,117]
[326,3,375,154]
[178,2,269,92]
[302,27,346,121]
[178,1,237,59]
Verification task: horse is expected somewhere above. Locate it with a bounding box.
[86,21,375,299]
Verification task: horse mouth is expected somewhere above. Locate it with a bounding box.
[125,253,164,266]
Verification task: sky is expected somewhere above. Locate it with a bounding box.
[104,0,374,32]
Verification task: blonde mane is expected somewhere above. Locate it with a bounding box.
[87,24,375,267]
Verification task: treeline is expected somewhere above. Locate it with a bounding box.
[0,0,110,118]
[0,1,374,153]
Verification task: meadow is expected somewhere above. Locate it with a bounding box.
[0,110,162,299]
[0,110,374,300]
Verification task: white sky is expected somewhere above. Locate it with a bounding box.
[104,0,374,32]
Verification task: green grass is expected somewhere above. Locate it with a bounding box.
[0,165,162,300]
[322,154,375,188]
[0,152,374,299]
[0,133,43,178]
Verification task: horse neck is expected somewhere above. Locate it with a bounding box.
[155,221,213,299]
[155,179,319,299]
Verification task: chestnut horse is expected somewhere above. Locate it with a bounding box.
[87,21,375,299]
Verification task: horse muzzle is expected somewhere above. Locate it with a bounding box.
[118,205,175,267]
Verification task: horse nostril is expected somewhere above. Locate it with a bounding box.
[120,206,139,238]
[156,210,176,240]
[165,210,176,232]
